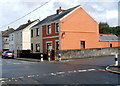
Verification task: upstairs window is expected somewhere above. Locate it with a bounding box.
[56,23,59,33]
[31,30,33,37]
[47,25,51,35]
[36,28,40,36]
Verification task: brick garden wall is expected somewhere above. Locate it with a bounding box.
[56,47,120,59]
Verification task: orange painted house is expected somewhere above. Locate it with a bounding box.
[31,5,120,55]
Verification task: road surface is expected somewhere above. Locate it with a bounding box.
[0,55,120,85]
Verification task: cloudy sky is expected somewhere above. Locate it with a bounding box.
[0,0,119,30]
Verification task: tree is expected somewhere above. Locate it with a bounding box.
[99,22,112,34]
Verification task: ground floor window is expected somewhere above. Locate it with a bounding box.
[46,42,52,51]
[31,43,33,51]
[36,43,40,52]
[81,41,85,49]
[110,43,112,47]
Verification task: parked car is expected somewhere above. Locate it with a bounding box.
[2,51,14,59]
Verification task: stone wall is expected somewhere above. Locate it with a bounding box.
[56,47,120,59]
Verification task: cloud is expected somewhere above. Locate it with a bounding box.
[0,0,119,30]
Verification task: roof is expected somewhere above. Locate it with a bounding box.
[15,19,39,31]
[33,5,80,28]
[2,28,14,37]
[99,34,120,42]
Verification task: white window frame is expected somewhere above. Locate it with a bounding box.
[47,24,52,35]
[46,41,52,51]
[80,41,85,49]
[36,28,40,36]
[55,23,59,33]
[36,43,40,52]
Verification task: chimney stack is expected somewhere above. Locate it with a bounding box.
[28,20,31,23]
[56,6,63,14]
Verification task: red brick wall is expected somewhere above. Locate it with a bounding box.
[42,23,59,54]
[43,37,59,54]
[42,23,59,37]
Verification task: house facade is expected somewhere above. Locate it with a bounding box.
[1,28,14,51]
[9,20,39,56]
[9,32,15,51]
[30,26,43,53]
[31,5,120,57]
[0,31,2,52]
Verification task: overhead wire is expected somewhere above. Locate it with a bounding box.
[0,0,52,28]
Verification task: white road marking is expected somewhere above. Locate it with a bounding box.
[15,80,18,82]
[0,68,99,82]
[18,76,24,79]
[1,81,5,83]
[87,69,96,71]
[51,73,56,76]
[78,70,87,72]
[56,72,65,74]
[68,71,74,73]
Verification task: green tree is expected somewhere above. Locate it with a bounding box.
[99,22,112,34]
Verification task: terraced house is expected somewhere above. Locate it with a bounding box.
[9,19,39,56]
[2,28,14,51]
[31,5,120,57]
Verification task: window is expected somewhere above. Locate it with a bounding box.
[56,23,59,33]
[110,43,112,47]
[56,41,59,50]
[31,30,33,37]
[12,34,13,41]
[81,41,85,49]
[31,43,33,51]
[21,32,22,38]
[47,25,51,35]
[46,42,52,51]
[36,44,40,52]
[36,28,40,36]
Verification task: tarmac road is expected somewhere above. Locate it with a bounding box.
[0,55,120,85]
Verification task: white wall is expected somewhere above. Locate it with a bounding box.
[0,31,2,50]
[3,37,9,50]
[9,33,15,51]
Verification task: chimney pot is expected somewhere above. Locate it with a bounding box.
[56,6,63,14]
[28,20,31,23]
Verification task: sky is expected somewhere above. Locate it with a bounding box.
[0,0,119,31]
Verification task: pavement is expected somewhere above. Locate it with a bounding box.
[106,65,120,74]
[15,57,42,62]
[15,57,71,62]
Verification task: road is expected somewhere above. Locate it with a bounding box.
[0,55,120,85]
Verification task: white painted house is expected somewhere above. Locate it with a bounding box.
[9,31,15,51]
[9,20,40,56]
[2,28,14,51]
[0,31,2,52]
